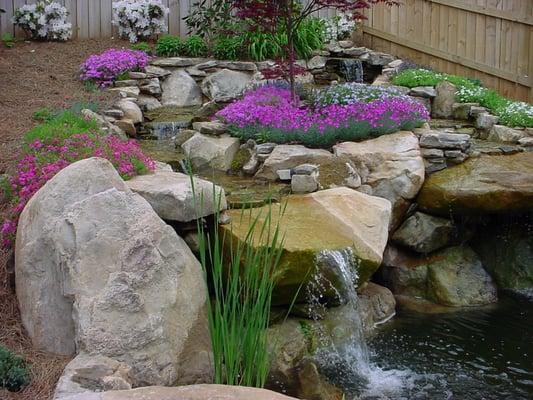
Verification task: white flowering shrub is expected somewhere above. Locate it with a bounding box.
[13,1,72,41]
[112,0,169,43]
[323,13,356,43]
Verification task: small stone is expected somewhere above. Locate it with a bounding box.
[195,60,219,70]
[409,86,436,98]
[243,153,260,175]
[114,119,136,137]
[342,47,369,57]
[174,129,197,147]
[256,143,277,154]
[469,105,487,116]
[419,132,471,151]
[291,174,318,193]
[307,56,327,70]
[109,86,140,98]
[192,121,228,135]
[421,148,444,158]
[432,81,456,118]
[217,61,258,71]
[363,51,395,66]
[424,158,447,174]
[219,212,231,225]
[145,65,171,78]
[356,184,373,195]
[292,164,318,176]
[136,95,162,112]
[524,127,533,137]
[186,67,207,78]
[103,109,124,119]
[452,102,478,120]
[151,57,204,67]
[338,40,354,48]
[116,99,143,124]
[518,137,533,147]
[139,77,161,96]
[392,212,454,253]
[444,150,464,158]
[387,59,404,69]
[475,113,499,130]
[128,71,147,79]
[277,169,292,181]
[114,79,139,87]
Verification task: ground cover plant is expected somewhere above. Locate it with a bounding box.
[217,85,428,147]
[393,68,533,127]
[0,346,30,392]
[0,111,155,249]
[80,48,150,87]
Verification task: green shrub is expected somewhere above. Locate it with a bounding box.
[213,36,244,60]
[392,68,479,90]
[33,107,56,122]
[184,0,237,40]
[25,111,98,143]
[130,41,152,54]
[183,35,209,57]
[1,33,15,48]
[0,346,30,392]
[155,34,184,56]
[293,17,325,60]
[244,31,284,61]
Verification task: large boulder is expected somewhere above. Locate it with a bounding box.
[473,215,533,299]
[333,131,425,227]
[256,145,333,181]
[181,133,240,171]
[55,385,298,400]
[380,245,497,307]
[201,69,252,102]
[392,212,454,253]
[116,100,143,124]
[126,169,227,222]
[161,69,203,107]
[417,153,533,215]
[220,187,391,305]
[15,158,211,386]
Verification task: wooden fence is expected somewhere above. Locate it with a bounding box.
[0,0,336,39]
[361,0,533,102]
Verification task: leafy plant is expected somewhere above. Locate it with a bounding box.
[184,0,237,40]
[212,36,244,60]
[244,31,284,61]
[293,17,325,59]
[24,111,98,143]
[33,107,56,122]
[183,35,209,57]
[112,0,169,43]
[155,34,184,56]
[1,33,15,48]
[0,346,30,392]
[391,68,479,89]
[130,41,152,54]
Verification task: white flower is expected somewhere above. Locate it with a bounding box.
[13,1,71,41]
[112,0,169,43]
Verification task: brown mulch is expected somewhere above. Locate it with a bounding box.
[0,38,132,400]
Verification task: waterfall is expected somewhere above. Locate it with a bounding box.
[308,249,411,398]
[149,121,189,140]
[339,59,364,83]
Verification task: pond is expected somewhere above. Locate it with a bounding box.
[346,297,533,399]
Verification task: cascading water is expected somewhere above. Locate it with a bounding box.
[307,249,413,399]
[339,59,364,83]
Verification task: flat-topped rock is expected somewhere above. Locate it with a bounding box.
[126,170,227,222]
[419,131,471,151]
[256,145,333,181]
[182,133,240,171]
[151,57,206,67]
[220,187,391,305]
[417,153,533,215]
[201,69,252,102]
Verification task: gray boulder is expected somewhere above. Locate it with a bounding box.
[161,69,203,107]
[201,69,252,102]
[15,158,211,386]
[126,169,227,222]
[488,125,527,144]
[392,212,454,253]
[182,133,240,171]
[409,86,436,98]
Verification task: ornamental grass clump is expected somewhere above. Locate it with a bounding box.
[80,48,150,87]
[217,86,429,147]
[0,113,155,249]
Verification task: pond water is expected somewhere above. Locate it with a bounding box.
[333,297,532,400]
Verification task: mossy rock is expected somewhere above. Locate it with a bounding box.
[220,187,391,305]
[230,148,252,173]
[418,153,533,216]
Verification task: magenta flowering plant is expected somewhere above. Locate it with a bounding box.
[80,48,150,87]
[216,86,429,147]
[0,131,155,249]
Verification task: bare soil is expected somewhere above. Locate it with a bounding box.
[0,38,131,400]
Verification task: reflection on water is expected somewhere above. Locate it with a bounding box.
[363,297,532,399]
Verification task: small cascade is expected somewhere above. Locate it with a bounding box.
[339,59,364,83]
[308,249,411,399]
[147,120,189,140]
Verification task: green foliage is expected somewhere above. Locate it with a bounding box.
[293,17,325,60]
[184,0,237,40]
[244,30,284,61]
[194,184,284,387]
[0,174,13,203]
[212,36,244,60]
[183,35,209,57]
[391,68,480,90]
[33,107,56,122]
[130,41,152,54]
[0,346,30,392]
[155,34,184,57]
[1,33,15,48]
[25,111,98,144]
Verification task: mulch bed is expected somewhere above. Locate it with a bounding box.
[0,38,132,400]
